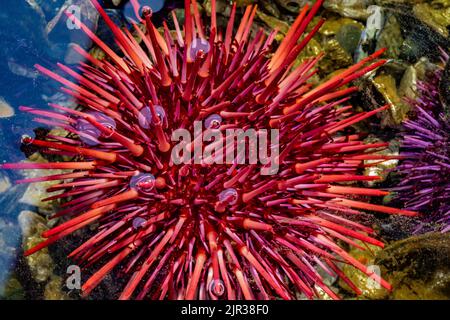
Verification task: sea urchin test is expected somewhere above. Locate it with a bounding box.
[0,0,418,300]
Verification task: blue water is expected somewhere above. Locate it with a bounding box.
[0,0,177,299]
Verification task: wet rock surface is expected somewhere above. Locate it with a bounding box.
[0,275,25,300]
[340,233,450,300]
[17,153,65,214]
[339,242,389,299]
[44,275,70,300]
[18,210,55,283]
[375,233,450,299]
[0,219,20,298]
[372,74,410,126]
[0,98,15,118]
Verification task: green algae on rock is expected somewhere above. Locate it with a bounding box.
[18,210,55,284]
[44,275,70,300]
[375,233,450,300]
[413,2,450,38]
[18,153,66,214]
[339,241,389,299]
[341,233,450,299]
[275,0,308,13]
[256,9,290,35]
[375,14,403,59]
[0,275,25,300]
[372,74,410,127]
[324,0,372,20]
[0,97,15,118]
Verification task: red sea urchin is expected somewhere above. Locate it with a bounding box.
[1,0,417,300]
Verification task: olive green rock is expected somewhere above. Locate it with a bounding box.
[324,0,372,20]
[256,10,290,36]
[44,275,71,300]
[376,15,403,59]
[236,0,258,7]
[18,210,55,284]
[275,0,308,13]
[261,0,281,18]
[372,74,410,127]
[399,57,438,100]
[413,2,450,38]
[375,233,450,300]
[339,241,389,299]
[341,233,450,299]
[0,275,25,300]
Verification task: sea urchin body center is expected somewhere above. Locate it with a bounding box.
[130,173,156,194]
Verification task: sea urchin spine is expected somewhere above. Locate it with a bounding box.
[1,0,417,300]
[394,53,449,232]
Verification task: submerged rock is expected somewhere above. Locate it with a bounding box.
[256,9,290,35]
[203,0,232,18]
[0,98,15,118]
[18,210,55,284]
[236,0,257,7]
[44,275,70,300]
[324,0,373,20]
[375,14,403,59]
[396,11,449,63]
[275,0,309,13]
[0,175,11,193]
[353,5,382,61]
[0,275,25,300]
[372,74,410,127]
[7,60,39,79]
[18,153,64,214]
[440,57,450,116]
[341,233,450,299]
[339,241,388,299]
[0,219,19,297]
[375,233,450,299]
[413,2,450,38]
[336,23,363,56]
[398,57,438,101]
[46,0,99,50]
[321,16,364,58]
[320,17,364,37]
[322,39,354,70]
[261,0,281,18]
